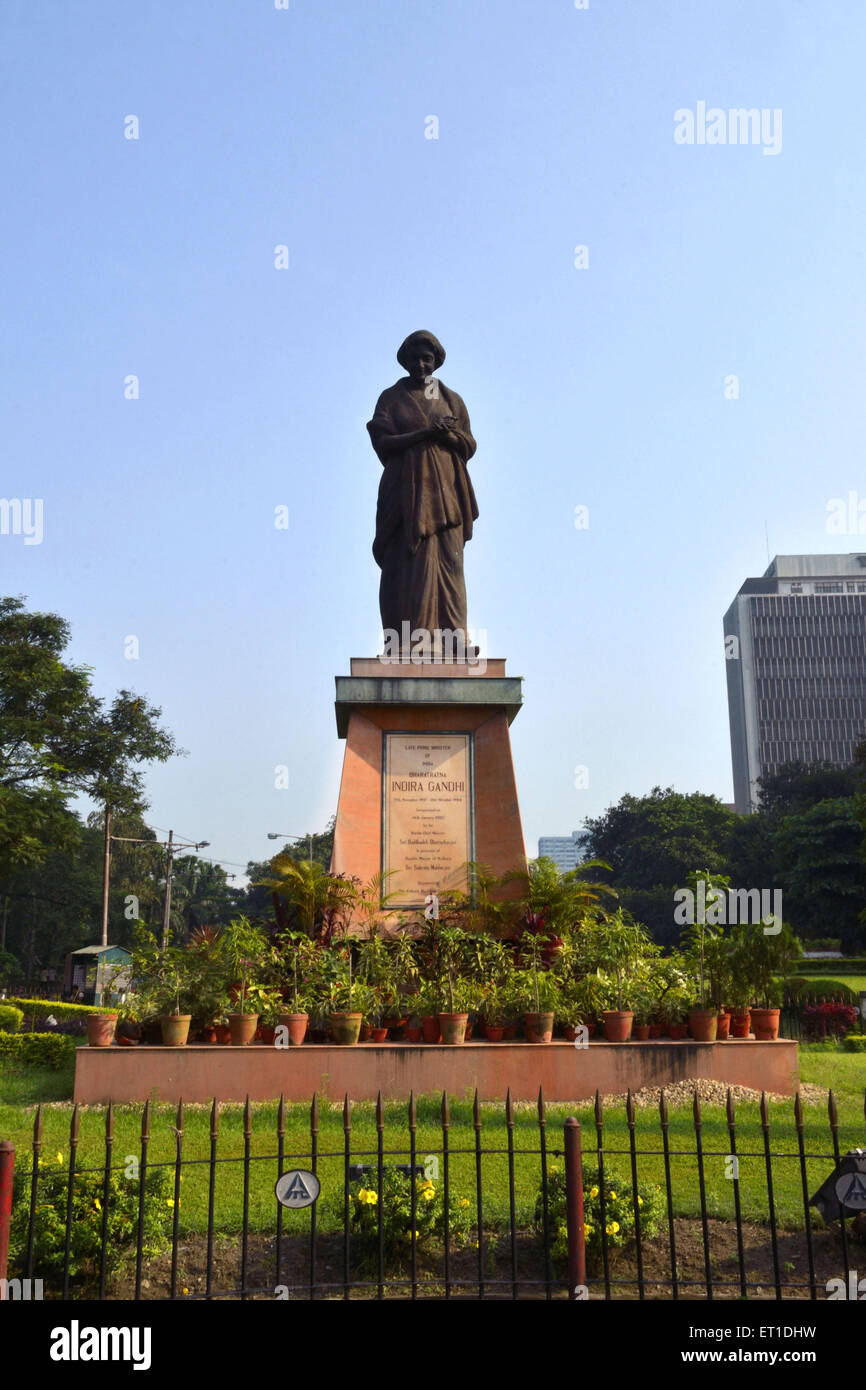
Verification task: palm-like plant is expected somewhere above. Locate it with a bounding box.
[255,855,355,939]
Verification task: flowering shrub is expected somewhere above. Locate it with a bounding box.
[535,1163,665,1270]
[9,1150,173,1283]
[343,1165,472,1273]
[802,1002,858,1040]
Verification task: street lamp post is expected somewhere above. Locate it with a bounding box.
[101,828,210,949]
[267,832,314,864]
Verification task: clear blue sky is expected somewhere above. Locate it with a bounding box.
[3,0,864,881]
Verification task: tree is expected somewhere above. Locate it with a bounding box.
[0,596,181,875]
[756,760,859,819]
[770,799,866,949]
[583,787,736,889]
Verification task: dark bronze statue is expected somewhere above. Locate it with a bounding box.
[367,331,478,652]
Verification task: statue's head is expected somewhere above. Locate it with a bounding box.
[397,330,445,383]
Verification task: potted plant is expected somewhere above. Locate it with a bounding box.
[557,975,600,1041]
[438,972,470,1045]
[86,1009,119,1048]
[326,948,364,1046]
[276,932,312,1045]
[589,910,650,1042]
[158,954,192,1047]
[630,982,654,1041]
[409,980,443,1043]
[516,945,558,1043]
[221,916,266,1045]
[734,920,800,1041]
[680,871,722,1042]
[478,983,508,1041]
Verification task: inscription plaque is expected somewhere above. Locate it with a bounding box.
[383,733,473,907]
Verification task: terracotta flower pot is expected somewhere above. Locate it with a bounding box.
[667,1023,688,1040]
[201,1027,218,1044]
[602,1010,634,1043]
[633,1023,651,1040]
[330,1012,363,1046]
[359,1024,372,1042]
[86,1013,118,1048]
[750,1007,780,1041]
[503,1023,518,1040]
[421,1016,441,1043]
[406,1025,423,1043]
[464,1019,474,1041]
[730,1011,751,1038]
[716,1012,731,1040]
[277,1012,309,1046]
[561,1021,596,1042]
[483,1023,504,1042]
[369,1027,388,1042]
[160,1014,191,1047]
[524,1011,554,1044]
[438,1012,468,1045]
[688,1009,718,1042]
[215,1024,232,1044]
[259,1025,276,1045]
[649,1023,663,1038]
[228,1012,259,1046]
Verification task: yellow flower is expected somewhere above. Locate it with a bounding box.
[549,1164,560,1175]
[459,1198,470,1208]
[637,1196,643,1206]
[584,1223,594,1236]
[606,1221,620,1235]
[166,1198,176,1208]
[589,1186,599,1198]
[55,1151,64,1165]
[357,1188,378,1205]
[182,1287,189,1295]
[422,1188,435,1202]
[93,1198,102,1212]
[609,1192,617,1201]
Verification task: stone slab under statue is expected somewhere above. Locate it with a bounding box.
[330,656,525,925]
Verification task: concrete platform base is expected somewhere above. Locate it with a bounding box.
[73,1039,800,1106]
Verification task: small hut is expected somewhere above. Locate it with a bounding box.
[62,945,132,1006]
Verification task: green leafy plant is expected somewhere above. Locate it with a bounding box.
[220,916,268,1014]
[535,1162,664,1272]
[9,1150,172,1284]
[0,1003,24,1032]
[0,1032,76,1069]
[340,1165,472,1275]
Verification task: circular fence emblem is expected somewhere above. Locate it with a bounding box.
[275,1169,320,1209]
[834,1168,866,1212]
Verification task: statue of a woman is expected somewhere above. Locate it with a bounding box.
[367,331,478,652]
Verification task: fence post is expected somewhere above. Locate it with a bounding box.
[564,1117,586,1300]
[0,1140,14,1297]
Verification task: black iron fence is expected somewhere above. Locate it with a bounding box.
[2,1086,864,1301]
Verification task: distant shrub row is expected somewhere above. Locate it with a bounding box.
[0,1032,78,1069]
[0,997,101,1022]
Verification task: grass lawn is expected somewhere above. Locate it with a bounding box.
[2,1043,864,1239]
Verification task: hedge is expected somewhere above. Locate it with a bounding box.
[785,977,857,1002]
[0,1004,24,1033]
[842,1035,866,1052]
[795,959,866,975]
[0,996,101,1022]
[0,1032,77,1069]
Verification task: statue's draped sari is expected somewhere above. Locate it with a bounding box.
[367,378,478,639]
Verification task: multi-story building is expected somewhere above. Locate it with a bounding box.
[724,554,866,812]
[537,832,586,873]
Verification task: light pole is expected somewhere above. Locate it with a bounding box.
[267,832,314,864]
[102,830,210,949]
